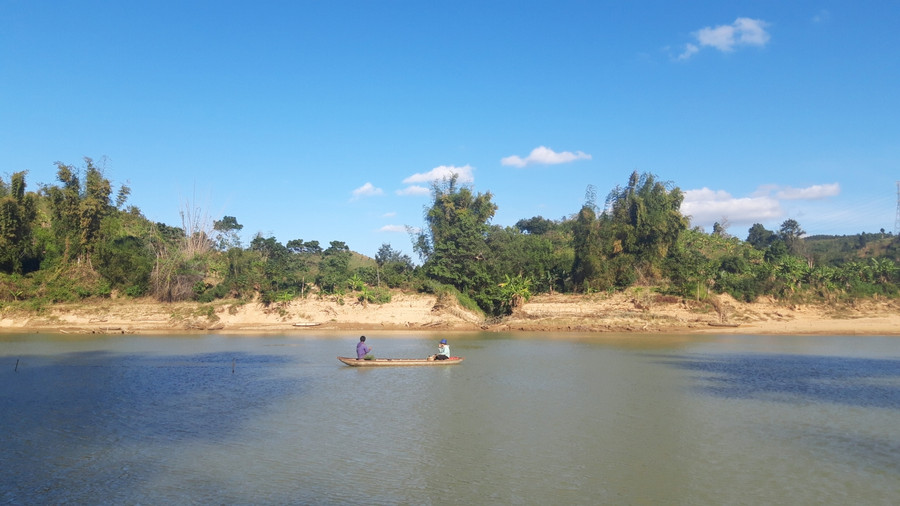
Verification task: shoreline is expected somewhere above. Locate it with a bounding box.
[2,292,899,336]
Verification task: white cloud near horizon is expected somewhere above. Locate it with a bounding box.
[501,146,592,168]
[682,182,840,228]
[403,164,474,184]
[775,183,840,200]
[678,17,770,60]
[396,185,430,196]
[682,188,782,226]
[378,224,421,234]
[351,182,383,200]
[398,164,474,196]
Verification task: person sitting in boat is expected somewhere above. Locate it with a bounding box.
[433,338,450,360]
[357,335,373,360]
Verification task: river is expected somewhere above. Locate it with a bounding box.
[1,332,898,505]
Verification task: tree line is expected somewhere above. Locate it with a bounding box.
[1,158,898,316]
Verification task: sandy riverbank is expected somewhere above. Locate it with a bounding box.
[2,290,899,336]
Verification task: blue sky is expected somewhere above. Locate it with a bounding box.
[2,1,898,260]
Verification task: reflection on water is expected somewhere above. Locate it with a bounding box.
[661,353,900,408]
[1,333,898,504]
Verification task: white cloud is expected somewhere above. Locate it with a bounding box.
[677,43,699,61]
[382,211,397,218]
[397,164,474,197]
[379,224,421,234]
[501,146,592,168]
[775,183,840,200]
[396,185,430,196]
[682,188,781,226]
[351,182,383,200]
[403,164,474,184]
[682,182,840,228]
[679,17,770,60]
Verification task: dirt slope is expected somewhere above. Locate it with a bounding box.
[1,291,898,335]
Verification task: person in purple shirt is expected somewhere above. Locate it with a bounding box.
[356,335,373,360]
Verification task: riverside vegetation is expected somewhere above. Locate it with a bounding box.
[1,158,898,324]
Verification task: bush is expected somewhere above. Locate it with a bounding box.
[359,286,392,304]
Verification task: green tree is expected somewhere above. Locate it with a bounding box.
[317,240,352,293]
[515,215,556,235]
[779,219,806,256]
[746,223,776,249]
[666,228,713,300]
[375,243,413,288]
[712,220,730,238]
[246,235,310,304]
[95,233,154,296]
[213,215,243,250]
[602,171,688,285]
[44,157,118,266]
[415,175,497,309]
[570,204,604,290]
[0,171,39,273]
[485,224,571,294]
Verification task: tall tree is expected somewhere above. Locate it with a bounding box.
[779,219,806,256]
[0,171,38,273]
[45,157,116,266]
[712,219,730,238]
[570,204,602,289]
[515,215,556,235]
[375,242,413,288]
[415,174,497,304]
[316,240,352,293]
[603,171,688,283]
[746,223,776,249]
[213,215,244,250]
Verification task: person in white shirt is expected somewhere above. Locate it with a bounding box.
[433,338,450,360]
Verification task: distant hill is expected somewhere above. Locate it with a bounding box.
[804,232,899,265]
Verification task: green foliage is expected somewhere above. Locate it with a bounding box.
[357,286,392,305]
[515,215,557,235]
[572,171,689,292]
[44,157,119,264]
[485,225,572,294]
[95,234,153,296]
[604,171,688,269]
[0,171,39,274]
[416,174,498,311]
[779,219,806,256]
[746,223,776,249]
[93,213,155,296]
[316,240,351,293]
[570,205,603,290]
[1,159,897,312]
[213,215,243,250]
[498,274,532,314]
[374,243,415,288]
[347,273,365,291]
[245,235,311,304]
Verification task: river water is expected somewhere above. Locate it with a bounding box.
[1,332,898,505]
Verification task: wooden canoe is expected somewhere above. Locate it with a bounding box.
[337,356,464,367]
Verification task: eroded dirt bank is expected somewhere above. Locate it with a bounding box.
[2,291,899,336]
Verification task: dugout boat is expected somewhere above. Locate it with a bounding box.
[337,356,464,367]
